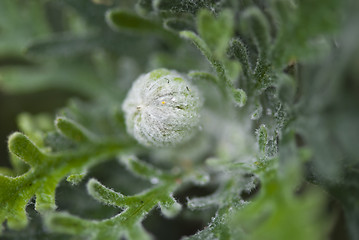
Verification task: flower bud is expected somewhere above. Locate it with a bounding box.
[122,69,201,147]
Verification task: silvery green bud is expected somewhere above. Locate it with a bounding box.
[122,69,202,147]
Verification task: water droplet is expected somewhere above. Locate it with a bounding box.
[150,177,159,184]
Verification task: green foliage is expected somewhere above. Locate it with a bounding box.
[152,0,223,14]
[0,125,129,230]
[44,155,207,240]
[0,0,49,56]
[197,9,234,59]
[1,0,358,239]
[232,172,327,240]
[106,9,172,40]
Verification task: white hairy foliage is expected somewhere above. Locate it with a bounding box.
[122,69,202,147]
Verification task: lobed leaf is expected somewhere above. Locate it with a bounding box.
[1,128,130,230]
[256,124,268,155]
[231,174,327,240]
[180,30,247,107]
[119,155,170,182]
[66,172,87,186]
[188,71,219,85]
[229,39,252,79]
[153,0,222,14]
[159,195,182,218]
[163,18,196,32]
[187,194,219,211]
[126,224,152,240]
[45,212,91,235]
[253,58,272,92]
[106,10,161,33]
[46,169,183,239]
[35,176,58,212]
[55,117,93,143]
[240,7,271,58]
[231,88,247,107]
[0,59,104,97]
[0,0,49,56]
[87,178,130,207]
[8,133,45,167]
[183,207,233,240]
[197,9,234,58]
[270,0,342,68]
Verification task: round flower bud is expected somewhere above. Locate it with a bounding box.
[122,69,201,147]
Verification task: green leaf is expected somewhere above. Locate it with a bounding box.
[187,194,221,210]
[106,9,179,45]
[8,133,45,167]
[106,9,163,34]
[1,129,129,230]
[188,71,219,85]
[0,167,14,177]
[163,18,195,32]
[183,206,233,240]
[26,35,98,58]
[253,58,272,91]
[0,175,28,230]
[228,39,253,89]
[188,170,210,186]
[8,154,29,177]
[46,168,182,239]
[55,117,93,143]
[35,176,58,212]
[0,59,105,97]
[17,113,54,147]
[66,172,87,185]
[159,196,182,218]
[197,9,234,58]
[240,7,271,58]
[187,198,215,211]
[180,30,247,106]
[276,73,296,103]
[228,39,252,76]
[256,124,268,154]
[119,155,169,182]
[224,59,242,82]
[153,0,222,14]
[251,104,263,120]
[0,0,49,56]
[87,178,130,207]
[271,0,342,68]
[232,88,247,107]
[179,31,228,85]
[231,174,328,240]
[62,0,112,27]
[45,212,91,235]
[126,224,152,240]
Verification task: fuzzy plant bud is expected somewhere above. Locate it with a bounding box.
[122,69,202,147]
